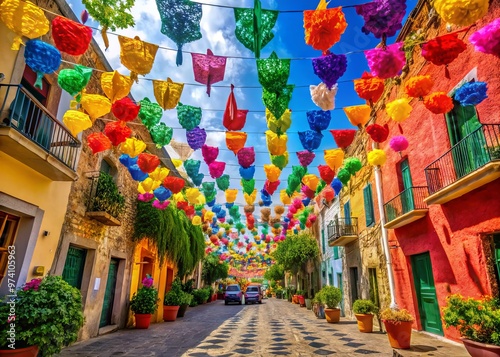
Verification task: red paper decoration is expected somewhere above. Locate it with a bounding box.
[318,165,335,184]
[423,92,454,114]
[353,72,384,105]
[264,180,280,195]
[87,132,111,154]
[421,33,466,78]
[51,16,92,56]
[137,153,160,173]
[304,5,347,52]
[366,123,390,143]
[223,84,248,131]
[330,129,356,149]
[104,121,132,146]
[112,97,140,122]
[163,176,185,194]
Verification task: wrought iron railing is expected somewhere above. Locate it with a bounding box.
[384,186,428,223]
[86,172,125,220]
[327,217,358,243]
[425,123,500,194]
[0,84,80,170]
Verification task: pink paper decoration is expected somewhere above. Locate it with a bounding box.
[301,185,315,199]
[209,161,226,178]
[202,144,218,164]
[138,192,154,202]
[237,147,255,168]
[191,49,226,96]
[365,42,405,79]
[296,150,316,167]
[152,200,170,210]
[469,18,500,57]
[389,135,409,152]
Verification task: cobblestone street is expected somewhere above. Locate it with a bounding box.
[57,298,469,357]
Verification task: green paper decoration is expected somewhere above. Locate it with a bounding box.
[216,174,230,191]
[177,102,202,131]
[292,165,307,180]
[139,97,162,129]
[337,168,351,185]
[155,0,202,66]
[344,157,362,175]
[263,85,294,120]
[287,173,301,192]
[234,0,279,58]
[184,159,201,177]
[316,180,326,194]
[150,122,173,148]
[202,182,216,192]
[230,205,239,216]
[58,64,92,98]
[235,222,245,231]
[271,154,289,169]
[241,178,255,195]
[205,193,216,202]
[257,51,291,93]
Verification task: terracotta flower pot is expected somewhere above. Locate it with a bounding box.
[177,304,188,318]
[135,313,152,329]
[462,338,500,357]
[298,295,306,307]
[163,305,180,321]
[382,319,412,349]
[355,313,374,333]
[292,295,299,304]
[324,308,341,323]
[0,346,39,357]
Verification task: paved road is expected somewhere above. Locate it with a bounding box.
[57,298,468,357]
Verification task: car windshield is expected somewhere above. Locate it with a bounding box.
[247,287,259,292]
[226,285,240,291]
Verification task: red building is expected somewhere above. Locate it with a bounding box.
[376,0,500,341]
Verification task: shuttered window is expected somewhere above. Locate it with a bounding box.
[363,184,375,227]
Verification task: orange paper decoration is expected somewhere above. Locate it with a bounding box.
[344,105,371,128]
[226,131,247,154]
[423,92,454,114]
[324,148,345,171]
[137,153,160,173]
[405,75,434,98]
[163,176,185,194]
[354,72,384,105]
[87,132,111,154]
[304,1,347,52]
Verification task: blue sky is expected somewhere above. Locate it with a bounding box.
[68,0,418,215]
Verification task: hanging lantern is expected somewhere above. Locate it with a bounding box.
[104,120,132,146]
[298,130,323,152]
[264,180,280,195]
[365,42,405,79]
[264,164,281,182]
[209,161,226,179]
[120,137,147,157]
[470,18,500,58]
[24,40,61,90]
[0,0,49,50]
[423,92,454,114]
[139,97,163,129]
[386,98,412,123]
[454,81,488,106]
[271,153,289,169]
[118,35,159,82]
[324,148,345,171]
[354,72,384,105]
[257,51,291,94]
[405,75,434,99]
[266,131,288,156]
[262,85,294,120]
[191,48,227,96]
[304,2,347,51]
[421,33,466,78]
[87,132,111,154]
[186,127,207,150]
[310,83,337,111]
[63,110,92,137]
[153,78,184,110]
[101,71,133,103]
[389,135,409,152]
[307,110,332,132]
[330,129,356,149]
[223,84,248,131]
[296,150,316,167]
[150,123,173,148]
[355,0,407,41]
[58,65,92,98]
[367,149,387,166]
[226,132,247,155]
[52,16,92,56]
[80,93,112,122]
[177,103,202,131]
[344,157,362,175]
[366,124,390,143]
[318,165,335,184]
[111,97,140,122]
[163,176,185,194]
[312,52,347,90]
[433,0,488,26]
[237,147,255,168]
[344,104,371,128]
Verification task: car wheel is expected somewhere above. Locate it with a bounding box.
[225,301,228,305]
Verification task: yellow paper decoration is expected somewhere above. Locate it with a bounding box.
[172,192,185,202]
[204,210,214,222]
[265,130,288,156]
[266,108,291,133]
[433,0,488,26]
[192,216,202,226]
[139,178,161,193]
[344,104,371,128]
[302,174,320,191]
[324,148,345,171]
[149,167,170,182]
[225,189,238,203]
[153,78,184,110]
[244,189,257,205]
[118,36,159,83]
[386,98,412,123]
[80,93,111,122]
[367,149,387,166]
[120,137,147,157]
[0,0,49,50]
[100,71,133,103]
[63,110,92,137]
[172,159,183,168]
[264,164,281,182]
[280,189,291,205]
[186,188,202,205]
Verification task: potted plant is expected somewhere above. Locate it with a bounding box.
[296,289,306,307]
[163,278,185,322]
[0,276,84,357]
[320,286,342,323]
[275,288,284,299]
[442,294,500,357]
[353,299,379,333]
[179,279,195,317]
[312,290,325,319]
[305,292,313,310]
[380,308,414,349]
[130,275,159,329]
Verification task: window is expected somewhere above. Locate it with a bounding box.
[363,184,375,227]
[321,229,326,253]
[344,201,351,224]
[0,212,20,286]
[333,246,339,260]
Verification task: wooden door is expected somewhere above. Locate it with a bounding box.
[62,246,86,289]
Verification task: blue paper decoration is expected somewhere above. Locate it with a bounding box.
[454,81,488,106]
[261,189,272,206]
[331,177,343,195]
[302,197,311,206]
[153,186,172,201]
[128,165,148,181]
[119,154,138,168]
[307,110,332,131]
[212,204,221,213]
[207,199,216,207]
[217,209,226,219]
[239,165,256,180]
[24,40,62,89]
[298,130,324,152]
[226,202,234,208]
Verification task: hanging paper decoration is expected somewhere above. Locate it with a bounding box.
[266,131,288,156]
[355,0,407,41]
[337,168,351,185]
[119,154,137,169]
[310,83,337,111]
[237,147,255,168]
[405,75,434,99]
[104,120,132,146]
[454,82,488,106]
[266,109,292,134]
[63,110,92,137]
[344,158,362,175]
[331,177,343,195]
[177,103,202,131]
[120,137,147,157]
[303,2,347,51]
[216,174,230,191]
[244,189,257,205]
[312,53,347,90]
[209,161,226,179]
[150,123,173,148]
[298,130,323,152]
[128,165,148,181]
[390,135,409,152]
[156,0,202,66]
[366,124,390,143]
[239,166,256,180]
[280,190,292,205]
[226,132,248,155]
[52,16,92,56]
[170,139,194,161]
[138,153,160,173]
[58,65,92,97]
[225,189,238,204]
[191,49,227,96]
[433,0,488,27]
[297,150,316,167]
[330,129,356,149]
[139,178,161,193]
[163,176,185,194]
[292,165,307,180]
[367,149,387,166]
[318,165,335,184]
[87,132,111,154]
[242,179,256,195]
[138,98,163,129]
[101,71,133,103]
[307,110,332,132]
[271,153,289,170]
[24,40,61,90]
[365,42,405,79]
[260,190,272,206]
[302,174,320,192]
[421,33,466,78]
[202,145,219,164]
[153,78,184,110]
[344,105,371,128]
[234,0,279,58]
[324,149,345,171]
[386,98,412,122]
[111,97,140,122]
[184,159,201,177]
[186,127,207,150]
[154,187,172,202]
[470,18,500,57]
[263,85,294,120]
[257,52,291,93]
[80,93,112,122]
[423,92,454,114]
[264,164,281,182]
[0,0,49,50]
[264,180,280,195]
[354,72,385,105]
[150,167,170,182]
[223,84,249,131]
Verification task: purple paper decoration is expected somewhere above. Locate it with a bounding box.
[389,135,409,152]
[365,42,405,79]
[209,161,226,178]
[469,18,500,58]
[301,185,316,199]
[355,0,407,40]
[296,150,316,167]
[237,147,255,168]
[312,52,347,90]
[191,49,227,96]
[306,110,332,132]
[298,130,324,152]
[202,144,219,164]
[186,126,206,150]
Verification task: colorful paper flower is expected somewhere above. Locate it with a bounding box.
[120,137,147,158]
[354,72,385,105]
[469,18,500,57]
[87,132,111,154]
[63,110,92,137]
[433,0,488,26]
[226,131,248,155]
[112,97,140,122]
[366,124,389,143]
[304,4,347,51]
[344,105,371,127]
[52,16,92,56]
[330,129,356,149]
[312,52,347,90]
[104,121,132,146]
[101,71,133,103]
[454,81,488,106]
[57,65,92,97]
[365,42,405,79]
[324,148,345,171]
[24,40,61,89]
[153,78,184,110]
[139,98,163,129]
[367,149,387,166]
[298,130,323,152]
[355,0,406,40]
[405,75,434,98]
[318,165,335,184]
[296,151,316,167]
[150,123,173,148]
[310,83,337,111]
[421,33,466,77]
[307,110,332,132]
[202,145,219,164]
[191,49,227,96]
[138,153,160,173]
[237,147,256,168]
[163,176,185,194]
[344,157,362,175]
[389,135,409,152]
[423,92,454,114]
[209,161,226,179]
[386,98,413,122]
[186,126,207,150]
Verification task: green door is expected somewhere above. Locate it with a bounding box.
[62,247,86,289]
[100,259,119,327]
[494,235,500,290]
[400,159,415,214]
[411,252,443,335]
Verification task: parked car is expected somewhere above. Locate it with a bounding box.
[224,284,242,305]
[245,284,263,304]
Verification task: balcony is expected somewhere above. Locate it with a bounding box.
[86,172,124,226]
[384,187,428,229]
[327,217,358,246]
[0,84,80,181]
[424,124,500,205]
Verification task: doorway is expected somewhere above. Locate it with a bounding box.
[411,252,443,335]
[62,246,87,290]
[99,259,119,327]
[349,267,359,307]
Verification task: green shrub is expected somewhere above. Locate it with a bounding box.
[379,308,414,323]
[319,286,342,309]
[313,290,323,304]
[192,289,210,305]
[91,171,125,218]
[130,276,159,314]
[353,299,379,314]
[164,278,191,306]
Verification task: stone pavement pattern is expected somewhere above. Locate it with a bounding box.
[57,298,469,357]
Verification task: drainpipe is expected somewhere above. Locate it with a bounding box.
[372,142,398,309]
